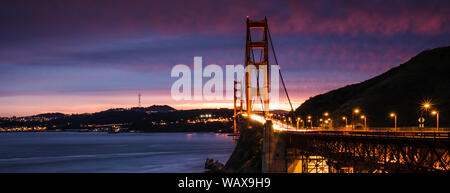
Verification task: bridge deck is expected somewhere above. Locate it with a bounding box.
[245,114,450,140]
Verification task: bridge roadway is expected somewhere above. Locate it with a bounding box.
[244,114,450,172]
[245,114,449,140]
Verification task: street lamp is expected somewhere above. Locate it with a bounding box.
[342,117,347,128]
[431,110,439,131]
[296,118,301,129]
[390,113,397,130]
[423,103,431,110]
[353,108,360,129]
[360,115,367,129]
[307,115,312,128]
[419,102,432,128]
[324,112,329,117]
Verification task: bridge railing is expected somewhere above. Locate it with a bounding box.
[286,130,450,139]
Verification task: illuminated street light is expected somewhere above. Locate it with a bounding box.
[342,116,347,127]
[390,113,397,130]
[352,108,360,129]
[423,103,431,110]
[324,112,329,117]
[360,115,367,128]
[296,118,301,129]
[307,119,312,128]
[307,116,312,128]
[419,101,432,128]
[431,110,439,131]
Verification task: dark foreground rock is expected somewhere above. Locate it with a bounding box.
[222,121,263,173]
[205,158,225,172]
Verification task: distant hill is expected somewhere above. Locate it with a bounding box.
[130,105,176,113]
[30,113,67,118]
[295,46,450,127]
[2,105,233,132]
[102,105,176,113]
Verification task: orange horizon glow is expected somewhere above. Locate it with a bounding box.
[0,94,305,117]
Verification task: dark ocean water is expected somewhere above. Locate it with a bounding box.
[0,132,236,173]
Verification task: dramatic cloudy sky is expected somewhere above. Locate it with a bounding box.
[1,0,449,116]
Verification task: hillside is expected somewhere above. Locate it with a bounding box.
[295,46,450,127]
[129,105,176,113]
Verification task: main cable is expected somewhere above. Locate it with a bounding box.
[266,20,295,114]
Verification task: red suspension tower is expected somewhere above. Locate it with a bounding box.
[245,17,270,117]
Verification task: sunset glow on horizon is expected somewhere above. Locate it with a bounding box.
[1,0,449,117]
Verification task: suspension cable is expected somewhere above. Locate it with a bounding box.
[266,21,295,114]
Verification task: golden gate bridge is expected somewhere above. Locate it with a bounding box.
[232,17,450,173]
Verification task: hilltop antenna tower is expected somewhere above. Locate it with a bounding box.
[138,93,142,107]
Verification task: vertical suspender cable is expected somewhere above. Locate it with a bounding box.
[266,22,295,114]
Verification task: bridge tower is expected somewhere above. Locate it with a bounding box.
[245,17,270,116]
[233,80,243,134]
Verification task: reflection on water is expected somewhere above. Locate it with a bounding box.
[0,132,236,173]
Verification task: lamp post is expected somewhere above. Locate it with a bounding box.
[328,118,332,129]
[431,111,439,131]
[296,118,301,129]
[420,103,431,128]
[361,115,366,129]
[353,108,360,129]
[307,115,312,128]
[323,112,329,128]
[390,113,397,130]
[342,117,347,128]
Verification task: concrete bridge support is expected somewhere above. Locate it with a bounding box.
[263,121,306,173]
[262,123,325,173]
[263,120,286,173]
